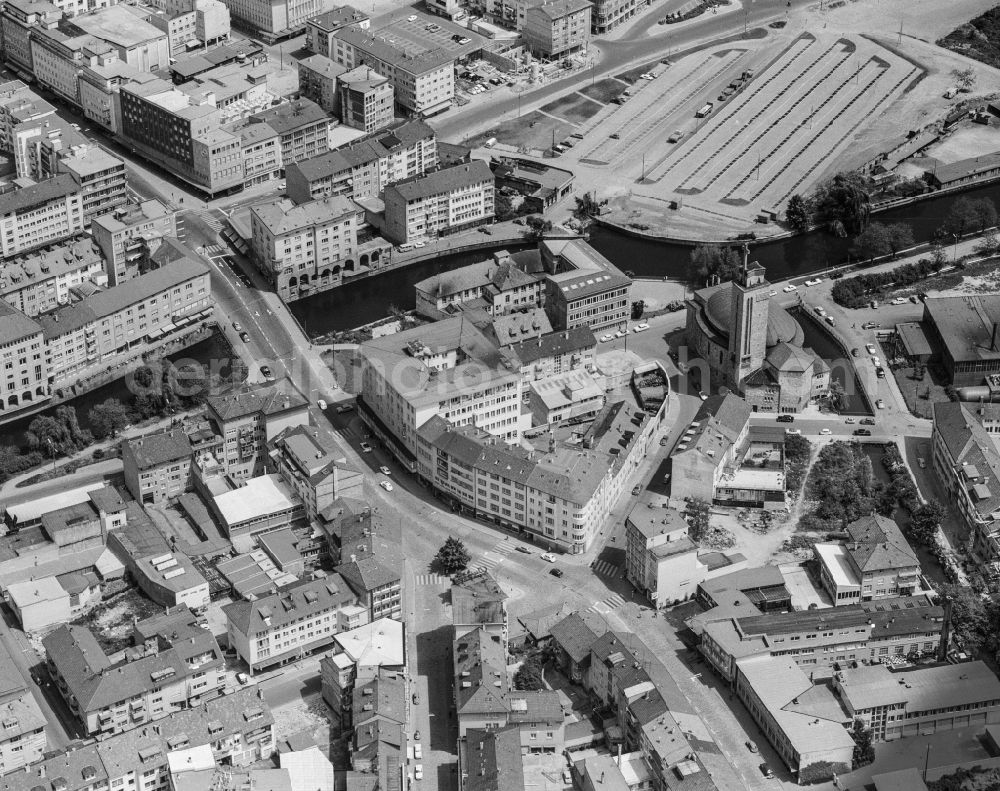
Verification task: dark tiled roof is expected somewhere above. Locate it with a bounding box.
[846,513,918,572]
[507,326,595,364]
[124,428,191,470]
[464,725,524,791]
[206,383,308,422]
[223,574,356,636]
[250,98,328,136]
[387,161,492,202]
[549,613,599,663]
[0,174,77,216]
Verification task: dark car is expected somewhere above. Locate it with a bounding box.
[776,414,794,423]
[860,418,876,425]
[260,365,273,379]
[854,428,872,436]
[851,347,859,357]
[549,568,564,578]
[515,546,531,554]
[240,332,250,343]
[759,763,774,779]
[632,484,642,495]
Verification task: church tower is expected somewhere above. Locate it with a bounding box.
[728,243,770,387]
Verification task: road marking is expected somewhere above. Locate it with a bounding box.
[587,592,627,614]
[590,559,621,577]
[415,573,448,586]
[474,540,516,573]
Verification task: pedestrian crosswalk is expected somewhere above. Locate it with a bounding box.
[587,592,627,614]
[203,244,225,256]
[189,208,224,231]
[474,540,517,573]
[590,559,621,578]
[415,573,449,586]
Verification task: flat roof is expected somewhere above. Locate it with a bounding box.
[213,474,298,528]
[814,542,860,589]
[837,661,1000,713]
[3,482,105,523]
[335,617,405,667]
[924,295,1000,365]
[71,6,167,48]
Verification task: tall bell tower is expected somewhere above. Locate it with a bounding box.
[728,243,770,387]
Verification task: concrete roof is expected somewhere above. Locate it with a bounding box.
[837,661,1000,713]
[334,25,455,73]
[70,6,167,48]
[213,474,298,528]
[924,295,1000,365]
[335,617,405,667]
[135,552,207,593]
[8,576,68,608]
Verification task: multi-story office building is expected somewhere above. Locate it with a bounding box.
[591,0,639,34]
[285,118,436,203]
[337,66,393,133]
[249,195,361,301]
[38,256,212,384]
[297,54,345,114]
[0,175,84,257]
[49,144,127,222]
[0,640,46,774]
[224,575,365,673]
[382,161,495,243]
[305,4,368,56]
[523,0,591,59]
[118,79,243,197]
[203,383,309,478]
[268,424,363,521]
[221,0,320,40]
[931,400,1000,571]
[540,238,631,332]
[416,394,664,554]
[834,661,1000,742]
[78,61,159,133]
[699,595,946,683]
[232,121,282,187]
[359,315,527,458]
[0,300,46,417]
[0,235,104,316]
[146,0,231,53]
[331,27,454,115]
[91,198,177,285]
[319,617,405,724]
[66,6,172,70]
[0,81,56,154]
[122,428,193,504]
[248,98,329,170]
[44,622,225,735]
[0,0,61,79]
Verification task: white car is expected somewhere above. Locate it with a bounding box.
[892,297,907,305]
[876,399,885,409]
[414,744,423,759]
[820,428,832,435]
[600,333,614,342]
[633,323,649,332]
[412,240,427,248]
[237,672,249,685]
[407,13,417,20]
[317,399,327,410]
[641,73,655,80]
[782,284,797,293]
[360,441,373,453]
[804,277,823,286]
[872,357,881,367]
[785,428,801,435]
[813,306,825,315]
[414,765,423,781]
[866,344,876,355]
[380,480,394,491]
[825,316,835,326]
[615,329,628,338]
[918,458,926,468]
[768,290,777,297]
[541,552,557,563]
[379,466,391,475]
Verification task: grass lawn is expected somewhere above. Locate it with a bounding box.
[462,110,574,150]
[579,79,627,103]
[890,363,948,420]
[540,92,603,125]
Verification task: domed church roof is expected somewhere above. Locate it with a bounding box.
[704,286,804,348]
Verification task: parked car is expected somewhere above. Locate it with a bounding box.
[412,692,419,705]
[414,743,422,759]
[759,763,774,779]
[777,414,794,423]
[232,322,242,332]
[515,546,531,554]
[825,316,835,326]
[549,568,564,577]
[918,458,926,468]
[804,277,822,286]
[380,480,393,491]
[845,417,855,424]
[317,399,327,410]
[632,484,642,495]
[785,428,801,435]
[336,404,354,413]
[854,428,872,436]
[851,347,859,357]
[746,741,759,754]
[782,284,797,292]
[615,329,628,338]
[600,333,614,342]
[240,332,250,343]
[414,765,423,780]
[820,428,832,435]
[892,296,907,305]
[633,323,649,332]
[876,399,885,409]
[860,418,876,425]
[866,344,877,355]
[360,441,373,453]
[379,466,391,475]
[260,365,273,379]
[237,672,249,684]
[541,553,557,563]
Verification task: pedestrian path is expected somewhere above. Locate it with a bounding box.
[590,559,621,578]
[414,573,449,586]
[203,244,226,256]
[587,592,627,614]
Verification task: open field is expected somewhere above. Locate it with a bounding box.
[924,123,1000,163]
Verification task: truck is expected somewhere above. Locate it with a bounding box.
[695,102,714,118]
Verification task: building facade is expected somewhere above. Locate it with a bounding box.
[523,0,591,59]
[305,5,369,56]
[0,175,84,257]
[0,301,47,417]
[91,199,177,286]
[122,428,193,505]
[337,65,393,133]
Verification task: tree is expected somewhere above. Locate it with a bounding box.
[976,231,1000,256]
[686,498,712,542]
[940,196,980,239]
[908,500,945,546]
[812,172,872,236]
[0,446,43,485]
[850,719,875,769]
[686,244,741,286]
[952,66,976,92]
[26,406,89,457]
[853,222,892,262]
[525,215,552,241]
[435,537,471,574]
[513,655,545,691]
[972,197,998,233]
[88,398,130,440]
[886,222,915,258]
[930,247,948,272]
[937,582,996,656]
[631,300,645,320]
[495,192,514,221]
[785,193,811,232]
[827,380,848,413]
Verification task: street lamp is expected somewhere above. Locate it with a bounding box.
[953,233,960,263]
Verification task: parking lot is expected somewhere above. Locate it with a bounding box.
[368,10,485,61]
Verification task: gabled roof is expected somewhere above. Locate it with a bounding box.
[223,574,355,636]
[549,613,599,664]
[206,383,308,422]
[454,627,508,716]
[386,161,493,202]
[463,725,524,791]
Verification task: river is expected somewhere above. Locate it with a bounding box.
[0,334,233,450]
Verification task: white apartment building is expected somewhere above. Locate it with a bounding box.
[382,161,494,244]
[0,174,84,258]
[91,198,178,286]
[359,316,528,462]
[249,195,360,301]
[330,27,454,115]
[221,0,319,39]
[0,300,46,417]
[223,575,367,673]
